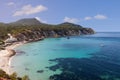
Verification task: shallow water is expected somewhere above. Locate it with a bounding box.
[11,32,120,80]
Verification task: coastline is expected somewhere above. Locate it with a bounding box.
[0,41,26,74]
[0,33,94,75]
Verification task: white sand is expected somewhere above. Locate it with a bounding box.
[0,42,25,74]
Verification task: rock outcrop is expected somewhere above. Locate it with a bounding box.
[14,28,95,42]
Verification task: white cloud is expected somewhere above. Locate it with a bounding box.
[35,17,47,23]
[84,14,107,21]
[94,14,107,20]
[13,4,47,16]
[63,14,107,23]
[7,2,15,6]
[84,17,92,20]
[64,17,79,23]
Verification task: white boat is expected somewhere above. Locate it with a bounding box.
[100,44,104,47]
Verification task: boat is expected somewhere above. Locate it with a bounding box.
[100,44,104,47]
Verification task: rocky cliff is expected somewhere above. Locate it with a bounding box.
[14,27,94,42]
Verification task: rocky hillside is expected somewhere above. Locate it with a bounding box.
[0,18,95,42]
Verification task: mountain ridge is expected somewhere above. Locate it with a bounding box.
[8,18,41,25]
[5,18,82,27]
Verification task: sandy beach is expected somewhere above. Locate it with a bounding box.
[0,42,25,74]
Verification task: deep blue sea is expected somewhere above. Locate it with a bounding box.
[11,32,120,80]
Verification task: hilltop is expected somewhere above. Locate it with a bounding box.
[9,18,41,25]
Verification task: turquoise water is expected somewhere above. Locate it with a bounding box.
[11,32,120,80]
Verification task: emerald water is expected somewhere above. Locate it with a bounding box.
[11,32,120,80]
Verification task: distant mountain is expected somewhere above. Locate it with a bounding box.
[9,18,41,25]
[0,22,4,24]
[8,18,83,29]
[0,22,5,25]
[59,22,83,28]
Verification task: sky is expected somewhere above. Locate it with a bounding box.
[0,0,120,32]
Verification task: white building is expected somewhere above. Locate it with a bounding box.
[5,34,17,43]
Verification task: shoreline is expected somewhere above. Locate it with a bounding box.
[0,41,26,74]
[0,34,93,74]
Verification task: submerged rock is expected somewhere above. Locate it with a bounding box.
[25,68,30,71]
[36,70,44,73]
[48,57,120,80]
